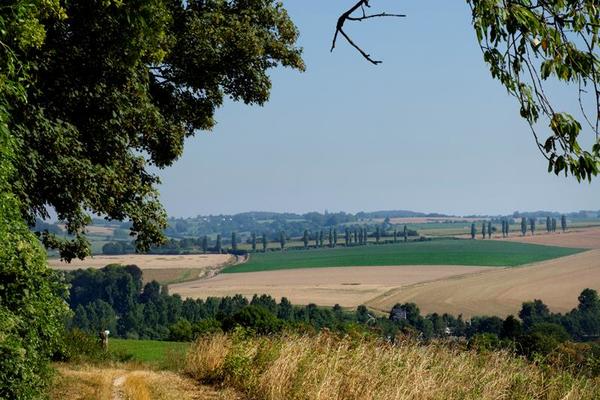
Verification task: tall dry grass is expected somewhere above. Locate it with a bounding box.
[185,332,600,400]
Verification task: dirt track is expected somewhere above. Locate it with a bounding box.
[366,250,600,317]
[170,265,494,307]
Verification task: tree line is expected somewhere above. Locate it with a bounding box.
[102,226,420,255]
[64,265,600,376]
[470,215,568,239]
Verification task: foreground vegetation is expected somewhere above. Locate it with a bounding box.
[223,239,582,273]
[186,331,600,400]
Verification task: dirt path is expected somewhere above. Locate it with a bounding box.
[365,250,600,317]
[52,364,242,400]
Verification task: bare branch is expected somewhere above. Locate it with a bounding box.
[331,0,405,65]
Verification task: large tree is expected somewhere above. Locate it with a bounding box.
[7,0,304,260]
[333,0,600,181]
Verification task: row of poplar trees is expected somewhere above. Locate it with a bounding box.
[198,226,412,253]
[470,216,567,239]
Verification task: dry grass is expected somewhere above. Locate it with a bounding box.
[367,250,600,317]
[141,268,204,285]
[186,332,600,400]
[170,265,493,307]
[51,363,241,400]
[49,253,234,270]
[498,227,600,249]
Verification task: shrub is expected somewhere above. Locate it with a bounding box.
[222,305,282,335]
[0,130,70,398]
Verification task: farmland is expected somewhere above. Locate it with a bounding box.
[222,239,583,273]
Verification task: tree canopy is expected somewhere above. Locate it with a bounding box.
[4,0,304,260]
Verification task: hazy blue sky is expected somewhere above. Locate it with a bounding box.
[157,0,599,217]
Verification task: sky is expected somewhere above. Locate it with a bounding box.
[157,0,600,218]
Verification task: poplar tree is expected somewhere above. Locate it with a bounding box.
[216,234,222,253]
[251,232,257,252]
[552,218,557,232]
[314,231,319,247]
[561,215,567,232]
[280,231,286,250]
[521,217,527,236]
[530,218,536,235]
[546,216,551,233]
[487,221,492,239]
[328,229,333,248]
[303,230,309,249]
[482,222,487,239]
[354,229,358,244]
[231,232,237,251]
[393,229,398,243]
[404,225,408,242]
[202,235,208,253]
[319,230,324,247]
[262,233,267,252]
[375,227,381,243]
[333,228,338,247]
[345,228,350,246]
[471,223,476,239]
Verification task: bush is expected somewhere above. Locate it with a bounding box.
[0,129,70,398]
[222,305,282,335]
[169,320,194,342]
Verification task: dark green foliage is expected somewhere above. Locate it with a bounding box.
[530,218,536,235]
[471,223,476,239]
[202,235,209,253]
[216,234,222,253]
[231,232,237,251]
[482,222,486,239]
[404,225,408,242]
[223,305,281,334]
[251,232,257,252]
[262,233,268,252]
[375,226,381,243]
[521,217,527,236]
[562,215,568,232]
[279,231,286,250]
[501,315,523,339]
[8,0,304,260]
[547,216,552,233]
[328,229,333,248]
[345,228,350,246]
[333,228,338,247]
[0,86,70,398]
[487,221,492,239]
[303,230,309,249]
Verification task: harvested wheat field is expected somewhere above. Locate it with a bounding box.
[498,227,600,249]
[49,254,234,270]
[170,265,494,307]
[51,364,240,400]
[366,250,600,317]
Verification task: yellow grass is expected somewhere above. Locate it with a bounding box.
[186,332,600,400]
[48,254,234,270]
[51,363,241,400]
[171,265,494,307]
[367,249,600,317]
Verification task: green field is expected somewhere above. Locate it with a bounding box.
[109,338,189,363]
[223,239,583,273]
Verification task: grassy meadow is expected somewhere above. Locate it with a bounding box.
[109,339,189,364]
[185,332,600,400]
[223,239,583,273]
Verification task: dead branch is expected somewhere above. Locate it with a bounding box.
[331,0,405,65]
